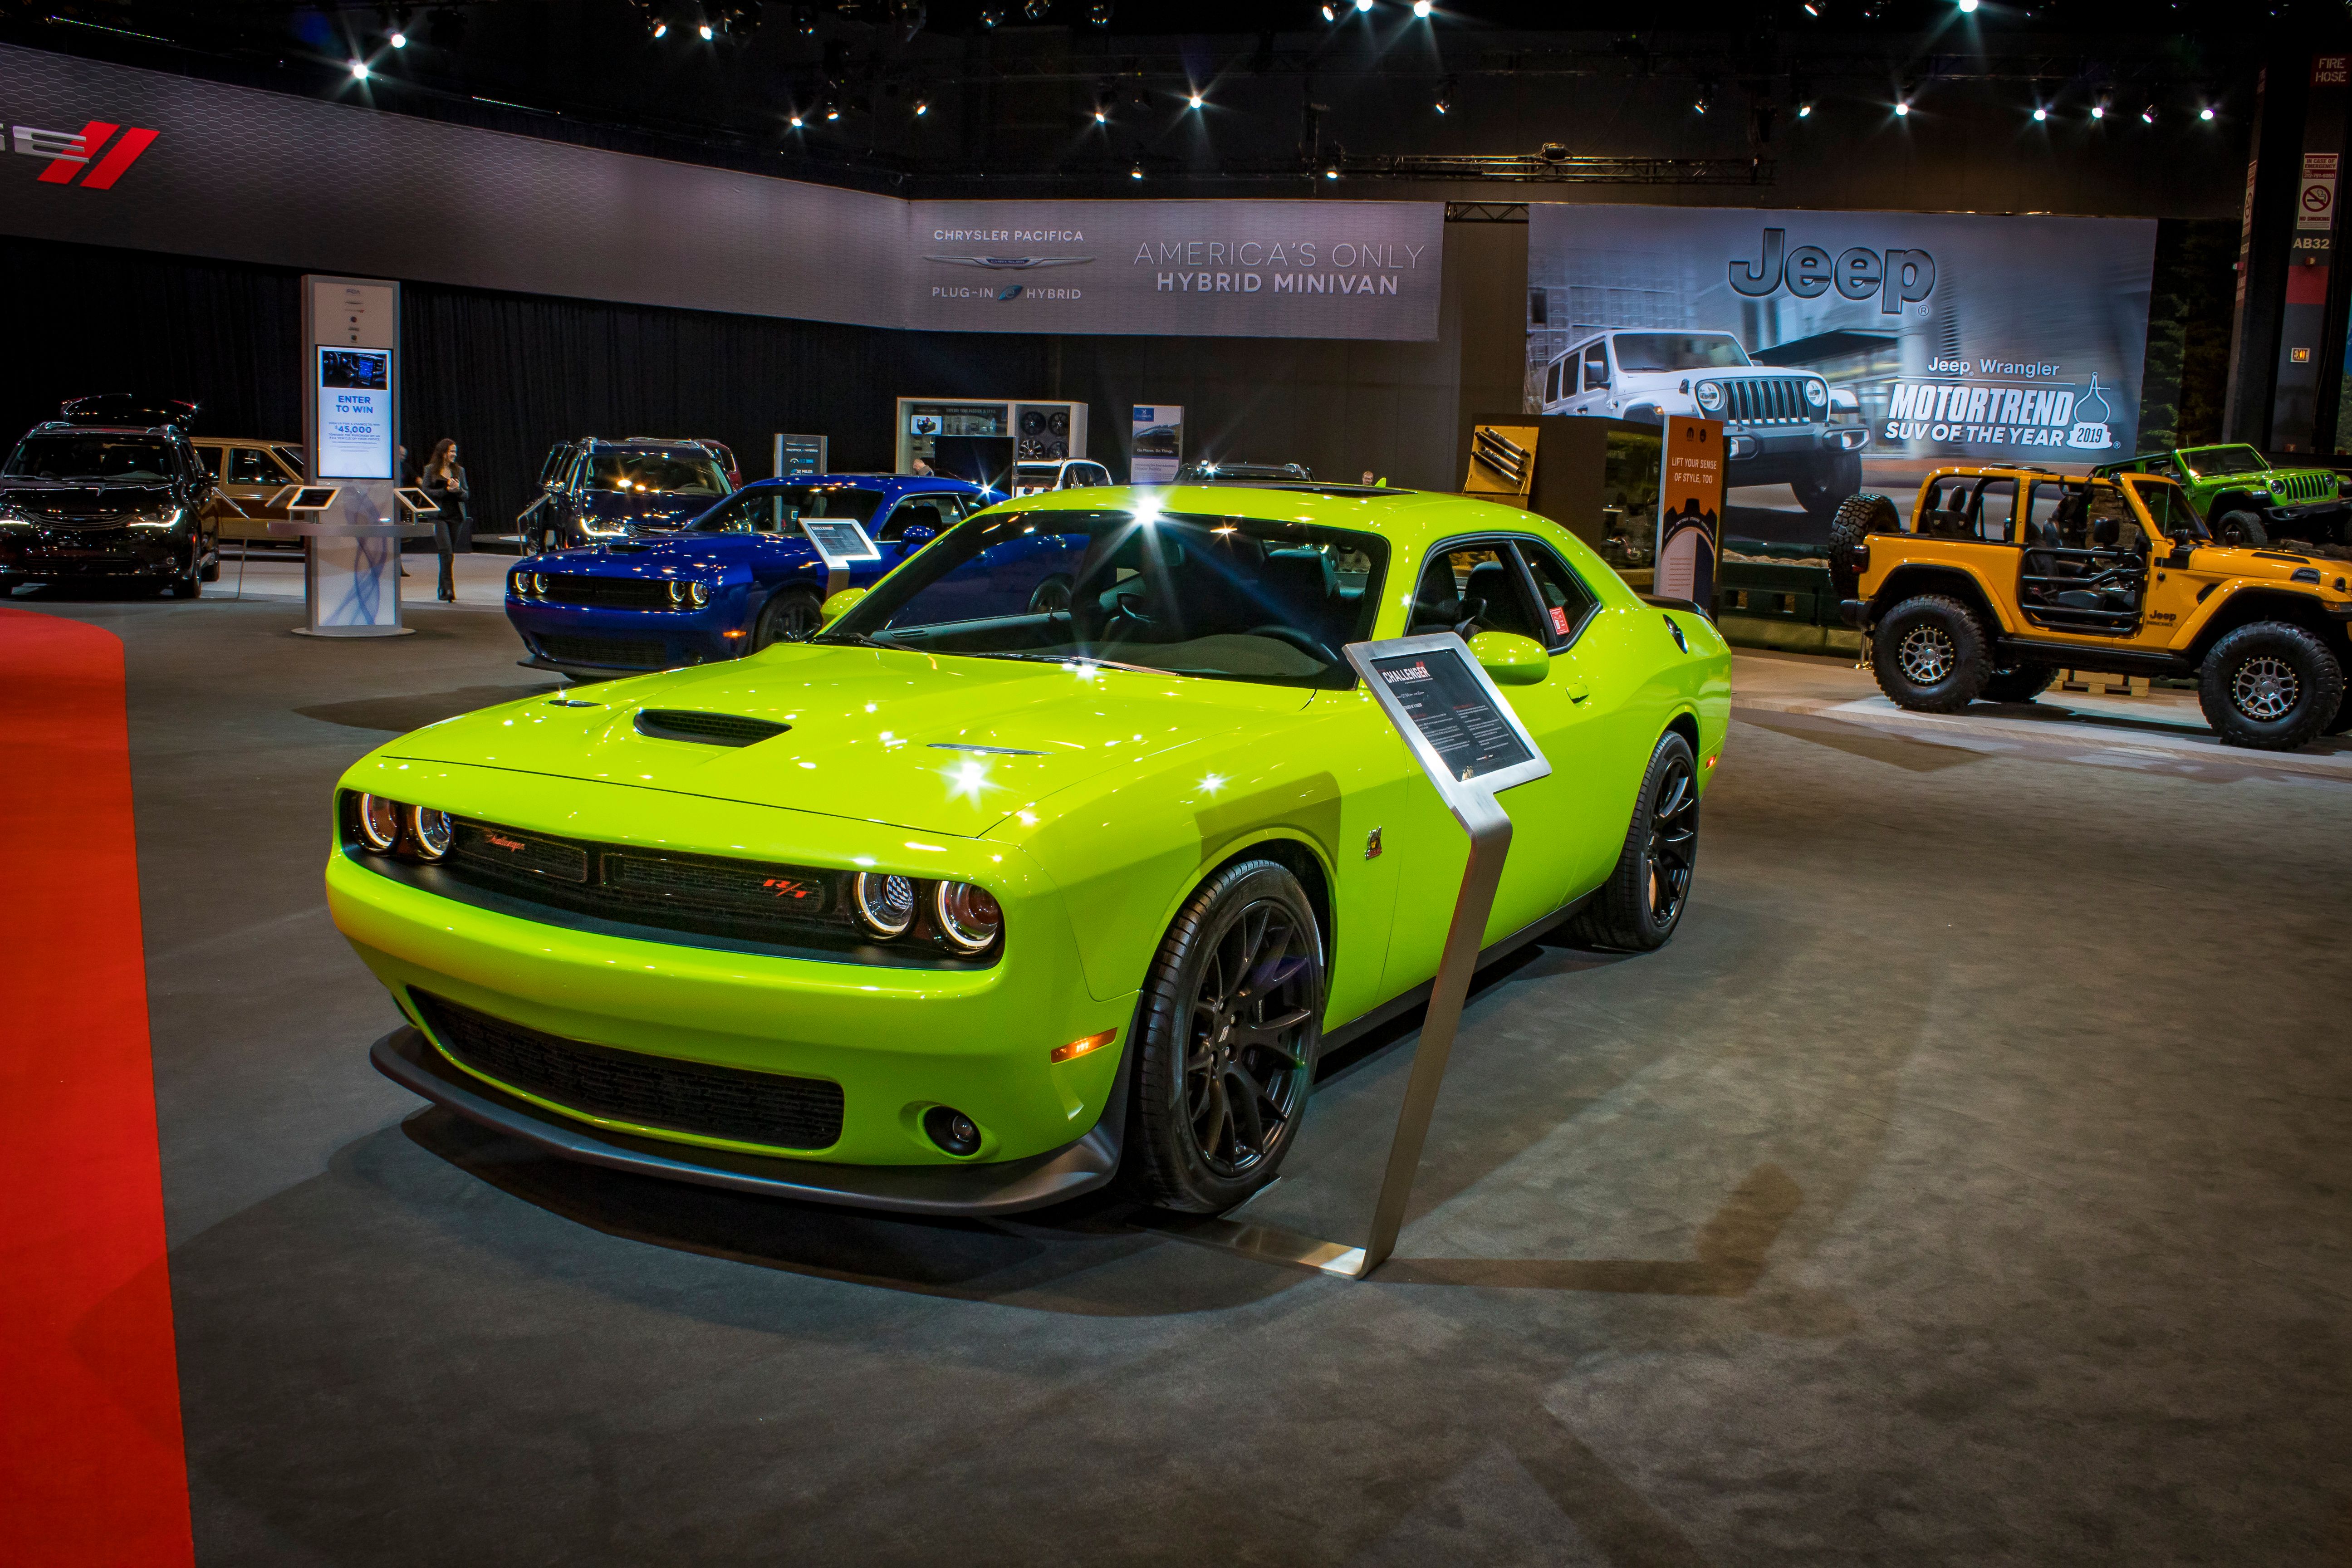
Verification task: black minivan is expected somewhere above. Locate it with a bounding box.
[0,396,223,598]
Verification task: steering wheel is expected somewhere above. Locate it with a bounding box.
[1246,624,1338,664]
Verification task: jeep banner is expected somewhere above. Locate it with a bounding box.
[0,44,1438,341]
[1526,202,2158,535]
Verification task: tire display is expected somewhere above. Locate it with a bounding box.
[2196,622,2347,750]
[1870,593,1989,712]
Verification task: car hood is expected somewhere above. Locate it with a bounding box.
[383,643,1313,838]
[2190,544,2349,585]
[537,534,791,577]
[0,479,177,517]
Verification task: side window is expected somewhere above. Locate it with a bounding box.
[922,492,970,522]
[1516,541,1601,645]
[1582,342,1610,392]
[1545,358,1563,405]
[226,446,281,486]
[1408,543,1545,640]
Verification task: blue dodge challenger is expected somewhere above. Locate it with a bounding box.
[506,474,997,679]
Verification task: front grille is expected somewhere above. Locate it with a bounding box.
[537,573,676,610]
[413,990,844,1150]
[1720,377,1816,427]
[534,634,675,669]
[450,820,589,883]
[2277,471,2336,503]
[30,514,135,532]
[635,710,788,747]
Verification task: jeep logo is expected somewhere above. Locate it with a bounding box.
[1730,229,1936,316]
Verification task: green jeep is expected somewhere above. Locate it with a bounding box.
[2091,445,2346,546]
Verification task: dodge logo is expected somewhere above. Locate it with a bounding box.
[11,120,160,189]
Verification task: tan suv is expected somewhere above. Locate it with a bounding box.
[193,437,309,548]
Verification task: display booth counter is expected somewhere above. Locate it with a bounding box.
[269,514,435,637]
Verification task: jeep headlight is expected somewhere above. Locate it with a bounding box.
[1695,381,1725,412]
[1805,379,1828,407]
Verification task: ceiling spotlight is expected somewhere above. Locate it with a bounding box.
[1023,0,1049,17]
[825,103,841,121]
[1321,1,1336,15]
[652,17,669,36]
[789,110,804,127]
[1413,0,1433,14]
[1802,0,1821,14]
[1796,98,1815,118]
[794,5,818,33]
[978,6,1002,24]
[1434,93,1449,114]
[2090,98,2107,119]
[1130,163,1144,180]
[1188,89,1205,108]
[1088,0,1112,22]
[2032,104,2048,121]
[1354,0,1373,11]
[389,25,408,48]
[914,96,930,116]
[349,58,370,80]
[2141,104,2157,123]
[1325,165,1341,179]
[698,20,714,39]
[1692,82,1713,116]
[1093,104,1108,122]
[2200,104,2216,121]
[1893,97,1910,116]
[1957,0,1977,10]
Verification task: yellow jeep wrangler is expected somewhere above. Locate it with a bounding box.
[1831,465,2352,750]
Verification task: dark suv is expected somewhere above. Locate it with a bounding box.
[0,396,222,598]
[518,438,735,554]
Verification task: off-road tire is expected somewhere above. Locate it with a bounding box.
[1128,858,1323,1214]
[1871,594,1989,712]
[2213,510,2269,547]
[1567,730,1701,953]
[1792,451,1865,522]
[1827,493,1900,597]
[2197,622,2346,750]
[753,586,825,649]
[1980,662,2057,704]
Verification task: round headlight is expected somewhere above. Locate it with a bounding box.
[1805,379,1828,406]
[529,573,547,595]
[410,806,455,860]
[1695,381,1725,412]
[356,793,402,853]
[688,580,710,608]
[933,881,1004,952]
[852,872,918,938]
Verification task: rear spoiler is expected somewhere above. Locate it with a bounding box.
[1641,593,1710,617]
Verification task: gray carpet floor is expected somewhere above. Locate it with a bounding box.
[20,584,2350,1566]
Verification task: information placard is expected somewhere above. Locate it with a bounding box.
[314,346,393,480]
[803,518,883,570]
[1367,649,1536,783]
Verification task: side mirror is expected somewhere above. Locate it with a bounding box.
[821,587,867,623]
[1468,630,1550,686]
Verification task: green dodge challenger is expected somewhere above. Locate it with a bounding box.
[332,484,1730,1215]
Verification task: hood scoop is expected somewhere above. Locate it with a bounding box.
[633,710,789,748]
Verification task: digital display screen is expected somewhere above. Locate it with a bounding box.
[1370,648,1534,783]
[804,520,882,565]
[394,486,439,514]
[285,486,340,511]
[315,346,392,480]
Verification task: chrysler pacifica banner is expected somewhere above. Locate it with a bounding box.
[0,45,1438,340]
[1525,203,2158,462]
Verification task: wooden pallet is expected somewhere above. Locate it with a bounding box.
[2057,669,2150,698]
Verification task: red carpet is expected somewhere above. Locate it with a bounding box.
[0,609,195,1566]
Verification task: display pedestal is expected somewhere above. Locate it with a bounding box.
[272,494,431,637]
[1151,632,1552,1281]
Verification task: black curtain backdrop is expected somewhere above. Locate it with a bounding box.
[0,236,1055,535]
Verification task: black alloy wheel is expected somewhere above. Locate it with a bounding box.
[1870,593,1989,712]
[755,587,825,649]
[1129,858,1323,1213]
[1569,729,1701,952]
[2197,622,2346,750]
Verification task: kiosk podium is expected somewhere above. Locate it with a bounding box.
[271,485,436,637]
[1163,632,1553,1280]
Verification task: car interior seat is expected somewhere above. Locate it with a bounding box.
[880,501,943,543]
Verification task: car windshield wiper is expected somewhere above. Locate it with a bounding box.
[809,629,892,648]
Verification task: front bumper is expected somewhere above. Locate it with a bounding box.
[0,526,200,580]
[372,1025,1124,1215]
[327,760,1132,1175]
[505,595,745,675]
[1722,426,1869,480]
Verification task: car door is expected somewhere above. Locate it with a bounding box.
[1374,537,1606,999]
[1576,340,1614,416]
[220,444,295,545]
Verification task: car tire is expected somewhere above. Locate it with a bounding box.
[2197,622,2346,750]
[1827,493,1899,597]
[1792,452,1864,521]
[1871,594,1989,712]
[166,567,201,600]
[1566,729,1701,954]
[1980,662,2057,704]
[754,586,825,649]
[2325,690,2352,736]
[197,554,221,583]
[1128,858,1323,1215]
[2214,510,2269,547]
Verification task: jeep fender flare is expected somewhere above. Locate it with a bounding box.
[1622,403,1666,426]
[2204,489,2260,524]
[1868,564,2011,637]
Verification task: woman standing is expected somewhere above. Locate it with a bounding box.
[419,438,470,603]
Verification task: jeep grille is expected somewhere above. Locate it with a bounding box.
[2276,470,2335,503]
[1720,377,1817,427]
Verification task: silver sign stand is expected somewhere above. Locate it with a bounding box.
[1155,632,1552,1280]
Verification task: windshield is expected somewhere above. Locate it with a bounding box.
[588,451,730,497]
[2123,477,2210,540]
[689,485,881,533]
[2178,445,2270,478]
[1609,333,1752,372]
[819,508,1388,690]
[4,433,176,482]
